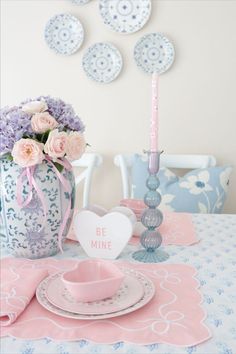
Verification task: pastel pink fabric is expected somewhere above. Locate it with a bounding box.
[0,267,48,326]
[130,212,199,246]
[68,211,198,246]
[0,258,211,346]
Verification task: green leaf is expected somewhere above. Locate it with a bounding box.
[53,162,64,173]
[36,130,50,144]
[6,153,13,161]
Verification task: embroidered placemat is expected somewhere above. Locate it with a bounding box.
[0,258,211,346]
[130,212,199,246]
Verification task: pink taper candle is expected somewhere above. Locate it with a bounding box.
[150,73,159,152]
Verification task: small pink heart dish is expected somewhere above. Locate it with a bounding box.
[61,259,125,302]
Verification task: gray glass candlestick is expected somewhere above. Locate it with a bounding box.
[132,151,169,263]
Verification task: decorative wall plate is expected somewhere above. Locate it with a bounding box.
[99,0,151,34]
[82,42,123,83]
[134,32,175,74]
[36,268,155,320]
[45,272,144,315]
[70,0,90,4]
[44,14,84,55]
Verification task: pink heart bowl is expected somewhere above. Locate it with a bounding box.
[61,259,125,302]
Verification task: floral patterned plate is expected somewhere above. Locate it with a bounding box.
[99,0,151,34]
[36,268,155,320]
[134,32,175,74]
[44,14,84,55]
[82,42,123,83]
[45,271,144,315]
[70,0,90,4]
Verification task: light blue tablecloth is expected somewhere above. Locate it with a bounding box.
[1,214,236,354]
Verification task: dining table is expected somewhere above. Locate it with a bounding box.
[1,213,236,354]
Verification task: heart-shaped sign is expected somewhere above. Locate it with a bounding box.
[74,210,133,259]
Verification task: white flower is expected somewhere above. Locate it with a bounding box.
[179,171,213,195]
[22,100,48,114]
[219,167,232,192]
[159,194,175,212]
[162,167,176,180]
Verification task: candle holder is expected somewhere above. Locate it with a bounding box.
[132,151,169,263]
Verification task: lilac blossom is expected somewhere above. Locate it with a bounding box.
[0,106,33,155]
[0,96,85,156]
[20,96,85,133]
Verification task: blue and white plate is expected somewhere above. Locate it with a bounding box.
[82,42,123,83]
[44,14,84,55]
[99,0,151,34]
[134,32,175,75]
[70,0,90,5]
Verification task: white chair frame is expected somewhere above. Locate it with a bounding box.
[72,153,103,207]
[114,153,216,199]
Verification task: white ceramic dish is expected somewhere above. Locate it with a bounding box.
[44,13,84,55]
[134,32,175,75]
[82,42,123,83]
[70,0,90,5]
[45,272,144,315]
[99,0,151,34]
[36,268,155,320]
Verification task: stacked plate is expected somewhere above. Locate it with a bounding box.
[36,268,155,320]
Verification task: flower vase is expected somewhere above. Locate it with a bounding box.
[0,157,75,259]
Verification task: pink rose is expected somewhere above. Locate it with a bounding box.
[44,129,67,159]
[31,112,58,133]
[12,139,44,167]
[66,131,86,161]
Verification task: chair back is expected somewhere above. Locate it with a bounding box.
[114,153,216,199]
[72,153,103,207]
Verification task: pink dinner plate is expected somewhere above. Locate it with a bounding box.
[45,270,144,315]
[36,268,155,320]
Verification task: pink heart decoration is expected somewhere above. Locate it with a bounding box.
[74,210,133,259]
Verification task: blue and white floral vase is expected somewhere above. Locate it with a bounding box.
[0,95,86,258]
[0,157,75,259]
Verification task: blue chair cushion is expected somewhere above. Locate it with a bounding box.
[131,154,232,213]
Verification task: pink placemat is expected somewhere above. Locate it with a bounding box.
[0,258,211,346]
[130,212,199,246]
[68,211,198,246]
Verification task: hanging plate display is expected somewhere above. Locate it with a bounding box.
[82,42,123,83]
[99,0,151,34]
[134,32,175,74]
[44,14,84,55]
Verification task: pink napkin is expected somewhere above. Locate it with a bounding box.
[0,266,48,326]
[0,258,211,347]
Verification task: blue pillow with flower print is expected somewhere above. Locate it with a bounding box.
[131,155,232,213]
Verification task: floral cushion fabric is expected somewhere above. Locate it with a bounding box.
[131,155,232,213]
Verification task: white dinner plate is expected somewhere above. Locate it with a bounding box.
[134,32,175,74]
[44,14,84,55]
[99,0,151,34]
[45,272,144,315]
[82,42,123,83]
[70,0,90,4]
[36,268,155,320]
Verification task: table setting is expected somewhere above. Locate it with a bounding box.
[1,213,236,354]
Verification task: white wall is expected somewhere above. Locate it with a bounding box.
[1,0,236,213]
